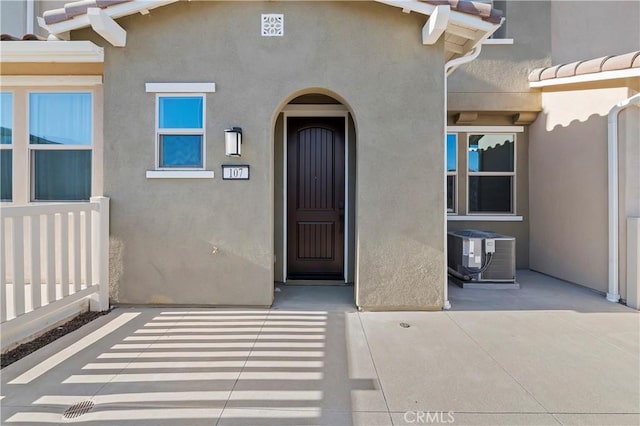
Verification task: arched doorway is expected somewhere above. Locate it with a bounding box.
[273,93,356,285]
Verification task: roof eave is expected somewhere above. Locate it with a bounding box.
[530,68,640,89]
[40,0,501,56]
[377,0,502,58]
[40,0,177,36]
[0,40,104,63]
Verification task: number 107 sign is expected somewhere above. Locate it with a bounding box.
[222,165,250,180]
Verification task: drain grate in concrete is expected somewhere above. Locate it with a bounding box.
[63,400,94,419]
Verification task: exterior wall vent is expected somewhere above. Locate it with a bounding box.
[262,14,284,37]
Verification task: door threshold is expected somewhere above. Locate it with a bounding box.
[285,280,348,286]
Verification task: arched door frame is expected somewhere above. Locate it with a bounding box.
[281,104,351,283]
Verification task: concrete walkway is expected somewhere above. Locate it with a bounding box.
[1,271,638,425]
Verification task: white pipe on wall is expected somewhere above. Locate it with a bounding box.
[445,46,482,76]
[441,46,482,310]
[26,0,35,34]
[607,93,640,303]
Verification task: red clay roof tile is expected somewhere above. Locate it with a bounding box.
[1,33,47,41]
[602,51,640,72]
[422,0,503,24]
[43,0,130,25]
[575,56,613,76]
[529,51,640,82]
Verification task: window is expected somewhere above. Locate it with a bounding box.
[1,92,12,201]
[29,92,93,201]
[145,82,215,178]
[467,133,515,213]
[446,133,457,213]
[156,95,205,169]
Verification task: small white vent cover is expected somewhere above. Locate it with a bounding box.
[262,14,284,37]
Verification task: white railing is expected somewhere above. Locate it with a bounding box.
[0,197,109,345]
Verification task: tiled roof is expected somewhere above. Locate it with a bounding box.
[43,0,502,26]
[44,0,130,25]
[528,51,640,82]
[422,0,503,24]
[1,34,47,41]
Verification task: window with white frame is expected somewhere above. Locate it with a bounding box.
[155,95,205,169]
[446,133,457,213]
[467,133,515,213]
[29,92,93,201]
[1,92,12,201]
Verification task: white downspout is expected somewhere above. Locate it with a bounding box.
[607,93,640,303]
[26,0,35,34]
[441,45,482,310]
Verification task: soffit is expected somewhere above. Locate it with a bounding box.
[38,0,503,59]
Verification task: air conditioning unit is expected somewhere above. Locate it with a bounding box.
[447,229,516,283]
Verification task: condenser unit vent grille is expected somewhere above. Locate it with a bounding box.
[448,229,516,283]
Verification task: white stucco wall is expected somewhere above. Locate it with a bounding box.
[530,85,639,300]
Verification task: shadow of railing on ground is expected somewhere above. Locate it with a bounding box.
[3,306,380,425]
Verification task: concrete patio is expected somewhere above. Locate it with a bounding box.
[1,270,638,425]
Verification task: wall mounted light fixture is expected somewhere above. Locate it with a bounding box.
[224,127,242,157]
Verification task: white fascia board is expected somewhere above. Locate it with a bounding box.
[377,0,496,32]
[422,5,450,45]
[530,68,640,88]
[376,0,436,16]
[0,41,104,63]
[87,8,126,47]
[448,125,524,132]
[41,0,178,35]
[145,82,216,93]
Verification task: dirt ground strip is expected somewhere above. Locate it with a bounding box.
[1,310,110,369]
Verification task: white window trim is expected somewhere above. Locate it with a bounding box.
[145,83,216,93]
[0,91,14,202]
[446,133,457,214]
[152,93,210,173]
[448,215,523,222]
[146,170,214,179]
[1,85,102,205]
[482,38,514,45]
[28,90,94,202]
[448,126,524,133]
[466,132,517,215]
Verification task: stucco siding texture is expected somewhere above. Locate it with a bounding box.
[447,1,551,113]
[551,1,640,65]
[529,87,633,296]
[77,1,446,308]
[0,1,27,38]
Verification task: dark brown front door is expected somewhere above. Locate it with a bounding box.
[287,117,345,280]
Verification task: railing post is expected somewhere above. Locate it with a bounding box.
[1,218,7,322]
[12,217,26,317]
[90,196,110,311]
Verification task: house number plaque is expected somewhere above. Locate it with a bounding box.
[222,165,250,180]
